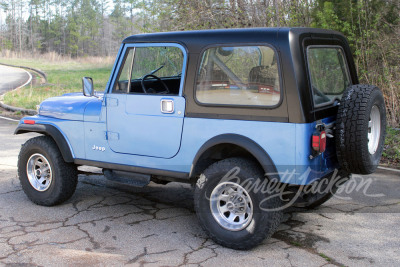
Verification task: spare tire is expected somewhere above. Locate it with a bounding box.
[336,84,386,174]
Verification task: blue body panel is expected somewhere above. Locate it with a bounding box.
[106,94,186,158]
[84,117,298,174]
[39,94,94,121]
[293,116,338,184]
[21,107,338,185]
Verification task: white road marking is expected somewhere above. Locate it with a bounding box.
[0,115,19,122]
[15,68,33,89]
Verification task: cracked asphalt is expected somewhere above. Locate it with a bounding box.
[0,118,399,266]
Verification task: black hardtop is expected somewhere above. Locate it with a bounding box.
[122,27,356,124]
[123,27,346,52]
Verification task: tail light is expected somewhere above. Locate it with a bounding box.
[312,130,326,153]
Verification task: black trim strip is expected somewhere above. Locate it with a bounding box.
[74,159,190,179]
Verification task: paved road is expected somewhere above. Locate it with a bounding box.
[0,65,31,95]
[0,118,399,266]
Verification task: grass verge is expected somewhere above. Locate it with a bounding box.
[382,127,400,169]
[1,57,113,110]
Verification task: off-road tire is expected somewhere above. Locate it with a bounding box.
[194,157,283,250]
[18,136,78,206]
[336,84,386,174]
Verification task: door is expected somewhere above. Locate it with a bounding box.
[106,44,187,158]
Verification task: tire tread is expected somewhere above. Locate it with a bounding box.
[194,157,283,250]
[336,84,386,174]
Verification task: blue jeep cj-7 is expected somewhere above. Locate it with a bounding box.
[15,28,386,250]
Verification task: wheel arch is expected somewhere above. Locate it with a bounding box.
[14,124,74,163]
[190,134,279,180]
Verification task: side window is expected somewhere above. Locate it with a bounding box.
[196,45,281,107]
[307,46,351,106]
[113,46,184,95]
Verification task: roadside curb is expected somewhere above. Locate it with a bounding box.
[0,101,36,115]
[0,62,47,83]
[0,62,42,116]
[377,166,400,174]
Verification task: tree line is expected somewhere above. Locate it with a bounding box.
[0,0,399,125]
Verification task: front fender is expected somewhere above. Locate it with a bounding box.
[15,123,74,162]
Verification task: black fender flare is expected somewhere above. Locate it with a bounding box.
[190,134,279,179]
[14,124,74,163]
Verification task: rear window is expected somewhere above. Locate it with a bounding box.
[307,46,351,107]
[195,45,281,107]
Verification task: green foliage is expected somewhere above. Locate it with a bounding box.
[2,39,13,50]
[312,2,340,29]
[312,1,354,45]
[382,128,400,167]
[311,0,399,127]
[319,253,332,262]
[109,0,131,40]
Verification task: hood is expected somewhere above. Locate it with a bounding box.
[39,92,100,121]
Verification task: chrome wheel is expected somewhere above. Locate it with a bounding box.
[210,182,253,231]
[368,105,381,155]
[26,153,52,192]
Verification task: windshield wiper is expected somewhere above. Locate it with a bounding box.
[149,65,164,75]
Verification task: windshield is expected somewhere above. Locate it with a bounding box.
[131,47,183,79]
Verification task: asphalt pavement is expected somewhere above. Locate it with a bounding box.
[0,65,31,95]
[0,118,399,266]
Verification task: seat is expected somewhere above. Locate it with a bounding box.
[248,65,277,86]
[211,69,229,82]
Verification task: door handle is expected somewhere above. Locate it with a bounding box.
[161,99,174,114]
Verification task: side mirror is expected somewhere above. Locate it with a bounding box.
[82,77,94,96]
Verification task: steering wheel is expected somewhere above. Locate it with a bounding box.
[141,74,170,94]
